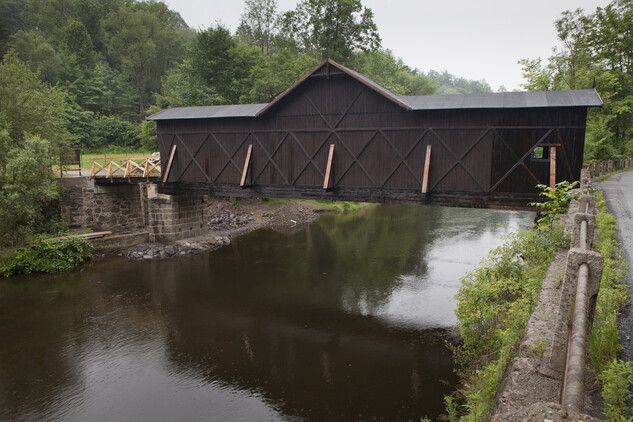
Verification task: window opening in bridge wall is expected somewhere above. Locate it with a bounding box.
[532,146,549,162]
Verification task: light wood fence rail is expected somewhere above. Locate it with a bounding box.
[89,156,161,181]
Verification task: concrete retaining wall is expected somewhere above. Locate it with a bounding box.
[491,171,605,421]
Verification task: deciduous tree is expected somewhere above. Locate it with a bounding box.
[0,51,72,244]
[353,50,437,96]
[189,25,261,104]
[105,1,190,115]
[237,0,279,55]
[280,0,381,64]
[520,1,633,161]
[241,49,318,102]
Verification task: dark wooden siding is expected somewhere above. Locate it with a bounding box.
[156,73,588,208]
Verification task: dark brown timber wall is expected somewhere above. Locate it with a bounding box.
[156,74,588,209]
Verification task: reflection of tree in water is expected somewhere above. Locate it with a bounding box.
[206,204,445,315]
[0,203,471,422]
[306,204,445,314]
[144,204,460,419]
[158,291,458,421]
[0,205,533,421]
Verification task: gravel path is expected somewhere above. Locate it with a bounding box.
[596,170,633,362]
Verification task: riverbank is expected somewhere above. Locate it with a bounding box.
[454,177,632,421]
[4,203,514,421]
[122,197,324,260]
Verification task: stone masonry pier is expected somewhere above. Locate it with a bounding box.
[58,177,206,244]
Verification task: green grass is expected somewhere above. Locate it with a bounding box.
[263,198,369,212]
[597,167,631,181]
[589,190,632,421]
[56,150,153,173]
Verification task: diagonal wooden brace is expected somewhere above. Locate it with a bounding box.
[421,144,432,193]
[162,144,177,183]
[240,144,253,188]
[323,144,335,190]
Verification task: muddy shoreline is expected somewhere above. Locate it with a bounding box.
[121,198,324,260]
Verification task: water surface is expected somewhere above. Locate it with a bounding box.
[0,204,534,421]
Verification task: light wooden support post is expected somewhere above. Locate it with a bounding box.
[125,159,132,181]
[421,144,432,194]
[550,146,557,189]
[162,144,177,183]
[323,144,335,190]
[240,144,253,187]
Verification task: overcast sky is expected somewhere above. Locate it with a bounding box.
[163,0,612,91]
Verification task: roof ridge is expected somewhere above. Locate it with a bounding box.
[255,58,411,116]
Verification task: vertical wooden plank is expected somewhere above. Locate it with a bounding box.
[162,144,177,183]
[549,146,557,189]
[240,144,253,187]
[323,144,335,189]
[421,144,432,193]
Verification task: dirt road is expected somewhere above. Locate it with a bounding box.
[596,170,633,361]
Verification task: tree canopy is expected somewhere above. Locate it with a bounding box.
[0,51,72,244]
[280,0,381,63]
[520,0,633,161]
[237,0,279,55]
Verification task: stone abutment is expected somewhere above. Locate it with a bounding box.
[58,178,207,243]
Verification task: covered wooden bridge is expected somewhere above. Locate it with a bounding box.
[149,59,602,210]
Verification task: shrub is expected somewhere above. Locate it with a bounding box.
[1,236,93,277]
[451,224,567,420]
[530,181,579,228]
[89,116,141,152]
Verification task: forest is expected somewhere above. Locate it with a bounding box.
[0,0,631,244]
[520,0,633,161]
[0,0,492,155]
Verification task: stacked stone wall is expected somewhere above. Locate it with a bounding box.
[59,178,207,243]
[147,185,207,242]
[58,177,146,232]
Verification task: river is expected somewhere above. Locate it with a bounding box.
[0,204,534,421]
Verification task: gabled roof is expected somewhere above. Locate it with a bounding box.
[254,58,412,116]
[147,60,603,121]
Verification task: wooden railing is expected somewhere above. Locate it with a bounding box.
[90,156,161,180]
